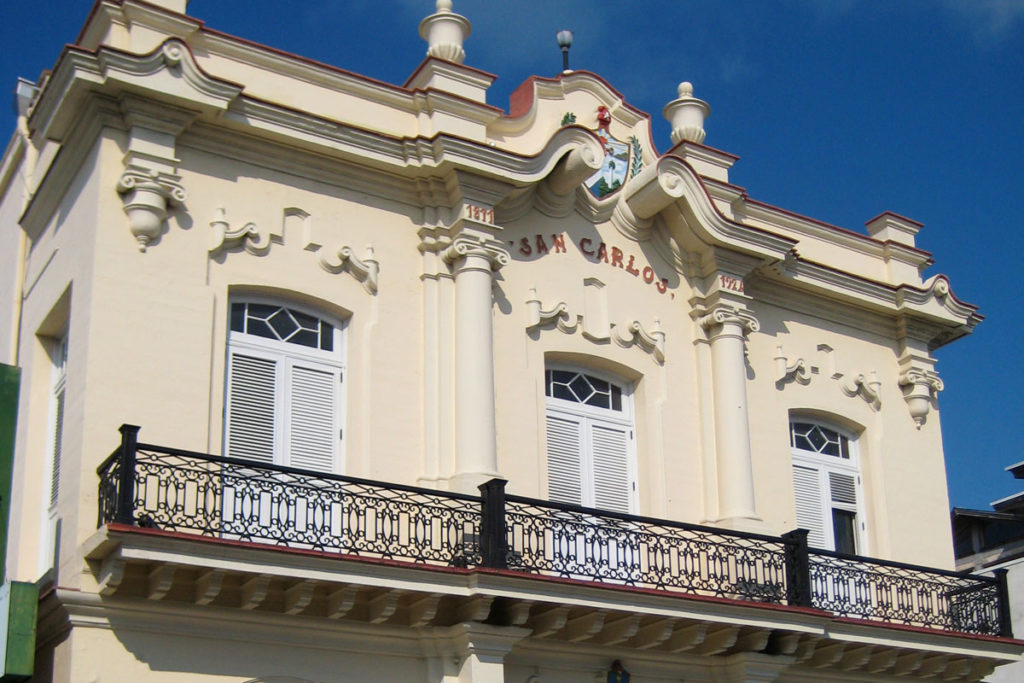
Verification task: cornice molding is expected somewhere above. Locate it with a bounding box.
[19,94,125,237]
[741,198,933,270]
[30,39,242,142]
[764,260,980,348]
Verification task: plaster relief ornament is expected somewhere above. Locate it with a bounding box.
[585,106,633,199]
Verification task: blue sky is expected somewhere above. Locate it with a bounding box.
[2,1,1022,510]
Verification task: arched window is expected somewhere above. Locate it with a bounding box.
[790,419,863,554]
[224,301,345,472]
[544,368,636,513]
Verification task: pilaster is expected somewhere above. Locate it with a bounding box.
[440,215,509,494]
[692,250,763,528]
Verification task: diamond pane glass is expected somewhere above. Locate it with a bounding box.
[791,421,849,458]
[268,310,298,339]
[233,303,336,350]
[569,375,592,402]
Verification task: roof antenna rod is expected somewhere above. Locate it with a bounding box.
[556,30,573,73]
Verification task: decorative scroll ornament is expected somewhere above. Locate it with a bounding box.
[209,207,266,254]
[318,245,380,294]
[841,371,883,409]
[441,234,510,270]
[698,304,759,335]
[774,345,811,385]
[208,207,380,293]
[525,287,665,362]
[117,168,187,252]
[898,367,944,428]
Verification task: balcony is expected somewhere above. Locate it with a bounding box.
[83,425,1022,680]
[93,425,1010,639]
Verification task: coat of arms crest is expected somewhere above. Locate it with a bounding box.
[586,106,631,199]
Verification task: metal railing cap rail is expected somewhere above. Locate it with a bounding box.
[810,546,1000,585]
[504,491,791,546]
[122,441,483,503]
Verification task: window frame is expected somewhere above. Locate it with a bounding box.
[224,299,347,473]
[789,418,866,554]
[543,365,638,513]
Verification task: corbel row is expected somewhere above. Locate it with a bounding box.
[525,287,665,362]
[207,207,379,294]
[775,343,942,426]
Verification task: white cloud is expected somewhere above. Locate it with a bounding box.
[941,0,1024,39]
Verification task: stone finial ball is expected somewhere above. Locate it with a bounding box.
[437,0,453,11]
[678,82,694,98]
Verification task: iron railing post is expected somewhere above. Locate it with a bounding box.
[479,478,508,569]
[114,424,140,526]
[995,568,1013,637]
[783,529,813,608]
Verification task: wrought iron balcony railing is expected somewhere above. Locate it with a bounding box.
[97,425,1011,637]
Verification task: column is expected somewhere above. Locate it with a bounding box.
[443,232,509,493]
[700,303,760,524]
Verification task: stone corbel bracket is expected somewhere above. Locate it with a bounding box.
[117,168,187,251]
[318,245,380,294]
[525,288,576,333]
[841,371,883,410]
[208,207,270,255]
[613,319,665,362]
[774,345,811,386]
[898,368,943,428]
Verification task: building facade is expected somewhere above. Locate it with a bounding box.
[0,0,1020,681]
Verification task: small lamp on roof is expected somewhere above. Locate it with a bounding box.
[556,29,573,73]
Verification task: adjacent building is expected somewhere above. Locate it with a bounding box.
[0,0,1020,680]
[953,464,1024,683]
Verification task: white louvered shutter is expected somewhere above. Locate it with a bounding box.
[546,412,583,505]
[590,422,631,513]
[792,464,826,549]
[286,361,339,472]
[829,472,857,507]
[226,352,278,463]
[49,389,65,508]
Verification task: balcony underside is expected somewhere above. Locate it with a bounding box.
[80,525,1021,681]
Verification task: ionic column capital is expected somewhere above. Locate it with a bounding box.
[698,304,759,336]
[442,234,510,272]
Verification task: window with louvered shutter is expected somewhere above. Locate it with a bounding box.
[790,419,863,553]
[792,464,826,549]
[286,362,340,472]
[49,390,65,508]
[545,368,635,512]
[226,352,278,463]
[225,302,345,473]
[546,412,584,505]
